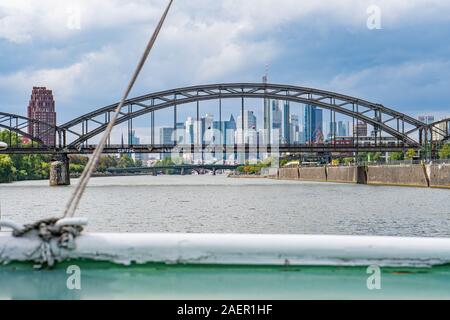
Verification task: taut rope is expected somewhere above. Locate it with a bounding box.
[62,0,174,219]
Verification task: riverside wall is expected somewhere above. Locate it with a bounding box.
[276,163,450,189]
[365,165,429,187]
[427,164,450,188]
[298,167,327,182]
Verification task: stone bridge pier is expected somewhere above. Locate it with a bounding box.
[49,153,71,186]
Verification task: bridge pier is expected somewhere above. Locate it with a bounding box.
[49,154,70,186]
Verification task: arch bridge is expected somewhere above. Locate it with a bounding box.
[0,83,440,155]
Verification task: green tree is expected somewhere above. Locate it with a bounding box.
[439,144,450,159]
[0,155,15,183]
[97,155,118,172]
[389,152,404,161]
[405,149,416,160]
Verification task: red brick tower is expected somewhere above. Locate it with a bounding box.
[27,87,56,146]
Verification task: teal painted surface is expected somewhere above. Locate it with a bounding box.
[1,261,449,300]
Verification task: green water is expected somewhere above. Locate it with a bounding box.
[1,261,449,300]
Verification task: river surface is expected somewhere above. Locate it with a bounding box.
[0,175,449,237]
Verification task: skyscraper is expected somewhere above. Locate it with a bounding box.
[314,109,323,143]
[418,115,435,125]
[263,73,271,144]
[236,111,257,144]
[283,102,290,144]
[289,114,299,144]
[304,104,316,144]
[304,105,323,144]
[337,121,348,137]
[27,87,56,146]
[272,100,282,144]
[355,122,368,137]
[160,127,174,160]
[185,117,195,144]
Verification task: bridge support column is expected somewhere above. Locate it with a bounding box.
[50,154,70,186]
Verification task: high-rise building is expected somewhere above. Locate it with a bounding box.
[272,100,282,144]
[304,104,316,144]
[328,122,337,140]
[160,127,174,159]
[129,130,145,162]
[263,73,271,144]
[355,122,368,137]
[289,114,299,144]
[283,102,290,144]
[432,120,449,140]
[224,115,236,146]
[27,87,56,146]
[185,117,195,144]
[337,121,348,137]
[236,111,257,144]
[175,122,185,144]
[304,105,323,144]
[418,115,435,125]
[160,127,174,145]
[130,130,140,145]
[212,115,236,146]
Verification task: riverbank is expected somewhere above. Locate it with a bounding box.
[260,163,450,189]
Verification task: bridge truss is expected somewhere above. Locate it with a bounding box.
[0,83,443,155]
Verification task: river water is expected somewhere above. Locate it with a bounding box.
[0,175,449,237]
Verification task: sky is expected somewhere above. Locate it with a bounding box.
[1,0,450,142]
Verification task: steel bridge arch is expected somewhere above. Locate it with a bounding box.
[0,112,68,147]
[60,83,427,148]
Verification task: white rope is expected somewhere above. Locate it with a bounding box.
[0,220,24,233]
[62,0,174,218]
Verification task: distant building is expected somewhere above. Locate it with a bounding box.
[27,87,56,146]
[160,127,174,160]
[418,115,435,125]
[289,114,299,144]
[355,122,368,137]
[283,102,290,144]
[130,130,140,145]
[272,100,282,143]
[304,105,323,144]
[338,121,348,137]
[330,121,348,139]
[236,111,257,144]
[160,127,174,145]
[432,120,449,141]
[185,117,195,144]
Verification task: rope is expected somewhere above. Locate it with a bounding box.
[62,0,174,219]
[1,217,87,267]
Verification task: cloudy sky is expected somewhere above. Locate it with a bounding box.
[1,0,450,128]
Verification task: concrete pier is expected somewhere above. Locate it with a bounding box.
[49,154,70,186]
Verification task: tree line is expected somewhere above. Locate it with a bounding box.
[0,130,143,183]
